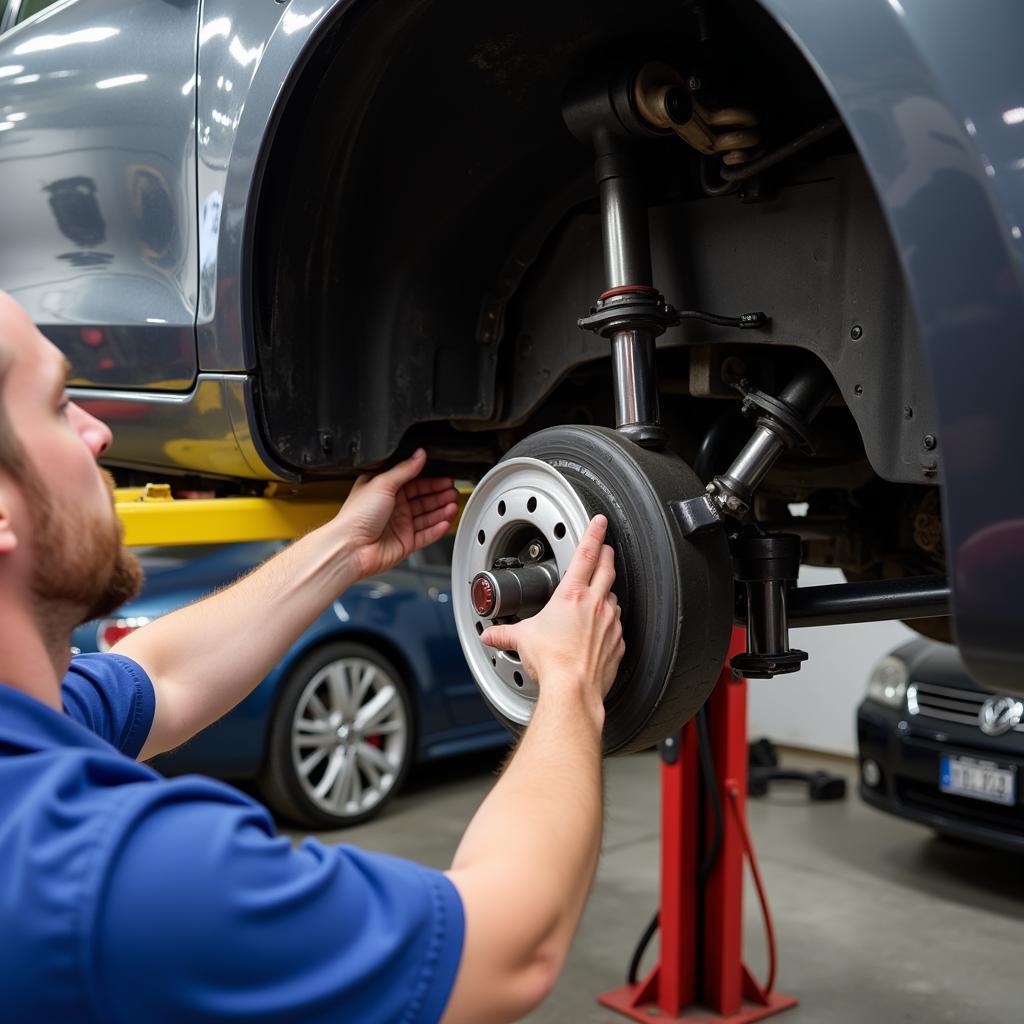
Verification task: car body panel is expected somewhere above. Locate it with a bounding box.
[195,0,350,372]
[70,372,296,480]
[857,639,1024,853]
[759,0,1024,689]
[0,0,200,389]
[70,541,509,779]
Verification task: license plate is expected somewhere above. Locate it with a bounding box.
[940,755,1016,806]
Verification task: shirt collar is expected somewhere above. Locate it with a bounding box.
[0,682,112,755]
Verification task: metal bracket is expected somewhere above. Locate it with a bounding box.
[669,492,723,538]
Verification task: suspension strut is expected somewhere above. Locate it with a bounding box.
[563,64,841,677]
[563,64,766,449]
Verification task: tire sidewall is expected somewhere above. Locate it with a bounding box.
[502,426,732,753]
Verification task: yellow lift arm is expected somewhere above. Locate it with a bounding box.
[114,483,470,547]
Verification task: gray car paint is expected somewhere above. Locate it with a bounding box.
[0,0,200,388]
[757,0,1024,694]
[194,0,332,371]
[1,0,1022,685]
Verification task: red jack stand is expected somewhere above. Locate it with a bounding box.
[600,628,798,1022]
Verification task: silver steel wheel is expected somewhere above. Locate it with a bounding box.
[452,457,590,727]
[290,656,409,819]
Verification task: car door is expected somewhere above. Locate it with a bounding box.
[412,536,497,729]
[0,0,200,390]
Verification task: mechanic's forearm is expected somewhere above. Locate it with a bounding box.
[446,681,604,1011]
[117,519,357,758]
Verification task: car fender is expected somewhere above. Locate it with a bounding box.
[758,0,1024,689]
[195,0,353,372]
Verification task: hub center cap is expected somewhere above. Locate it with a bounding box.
[471,575,496,616]
[451,457,590,726]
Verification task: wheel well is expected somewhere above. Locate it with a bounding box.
[250,0,944,595]
[252,0,853,472]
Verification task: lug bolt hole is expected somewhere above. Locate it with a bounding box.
[491,657,497,667]
[554,522,566,540]
[527,496,537,513]
[475,621,483,635]
[497,500,506,516]
[477,529,486,545]
[514,671,524,687]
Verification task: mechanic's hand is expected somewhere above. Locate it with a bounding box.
[479,515,624,708]
[335,448,459,580]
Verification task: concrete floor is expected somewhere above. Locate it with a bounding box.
[297,747,1024,1023]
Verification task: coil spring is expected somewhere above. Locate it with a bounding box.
[702,105,760,165]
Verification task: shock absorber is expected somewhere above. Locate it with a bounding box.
[672,360,836,676]
[707,361,834,517]
[578,135,675,449]
[563,62,834,678]
[563,63,765,449]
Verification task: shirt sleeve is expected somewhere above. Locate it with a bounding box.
[61,653,155,759]
[86,781,464,1024]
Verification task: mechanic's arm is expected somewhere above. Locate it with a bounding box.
[113,449,458,760]
[443,515,624,1023]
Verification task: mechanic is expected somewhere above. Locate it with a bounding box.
[0,289,624,1024]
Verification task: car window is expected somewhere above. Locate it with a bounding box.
[14,0,60,25]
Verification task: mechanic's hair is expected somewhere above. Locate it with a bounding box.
[0,339,29,483]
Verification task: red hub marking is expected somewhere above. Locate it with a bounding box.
[471,575,496,617]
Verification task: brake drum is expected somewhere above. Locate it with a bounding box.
[452,425,732,754]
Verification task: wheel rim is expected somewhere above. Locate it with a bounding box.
[452,457,590,726]
[290,656,408,819]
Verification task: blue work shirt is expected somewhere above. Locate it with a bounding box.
[0,654,464,1023]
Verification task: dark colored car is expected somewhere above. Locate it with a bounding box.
[71,536,510,829]
[4,0,1023,748]
[857,639,1024,853]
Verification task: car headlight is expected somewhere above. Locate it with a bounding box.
[866,655,908,708]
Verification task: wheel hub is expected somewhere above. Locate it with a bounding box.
[453,425,733,755]
[452,458,591,726]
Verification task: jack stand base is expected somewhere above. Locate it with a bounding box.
[599,631,799,1024]
[599,983,797,1022]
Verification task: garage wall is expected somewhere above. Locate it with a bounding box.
[745,566,916,757]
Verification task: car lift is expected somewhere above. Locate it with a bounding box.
[112,482,471,546]
[599,628,796,1023]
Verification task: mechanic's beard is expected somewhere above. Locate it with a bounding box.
[29,472,142,633]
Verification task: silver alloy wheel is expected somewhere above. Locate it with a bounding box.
[452,457,590,727]
[290,656,409,820]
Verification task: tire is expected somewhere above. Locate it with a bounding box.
[258,641,416,829]
[455,424,733,754]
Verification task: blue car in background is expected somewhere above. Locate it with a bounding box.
[72,536,510,829]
